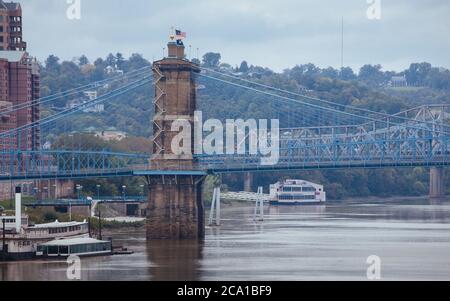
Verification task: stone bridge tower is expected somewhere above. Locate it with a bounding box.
[146,40,205,240]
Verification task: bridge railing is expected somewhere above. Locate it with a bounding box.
[0,150,149,180]
[197,134,450,172]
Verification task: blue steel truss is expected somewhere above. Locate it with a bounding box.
[0,150,149,180]
[199,105,450,172]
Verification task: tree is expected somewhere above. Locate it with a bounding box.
[426,67,450,90]
[239,61,249,73]
[302,63,321,77]
[60,61,80,77]
[45,55,60,73]
[78,55,89,66]
[321,67,339,79]
[94,58,105,67]
[202,52,221,68]
[105,53,116,67]
[340,67,356,81]
[405,62,432,86]
[287,63,321,88]
[358,64,385,86]
[125,53,150,71]
[116,53,125,69]
[326,183,345,200]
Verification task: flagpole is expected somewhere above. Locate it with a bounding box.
[341,16,344,71]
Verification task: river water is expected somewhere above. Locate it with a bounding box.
[2,198,450,281]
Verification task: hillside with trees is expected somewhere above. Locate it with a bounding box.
[38,53,450,199]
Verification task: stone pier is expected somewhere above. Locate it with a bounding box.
[146,39,204,239]
[146,175,204,239]
[430,167,446,199]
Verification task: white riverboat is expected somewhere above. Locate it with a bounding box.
[1,187,93,261]
[1,217,90,260]
[270,179,326,205]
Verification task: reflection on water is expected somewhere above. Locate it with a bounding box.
[268,204,327,216]
[147,240,203,281]
[0,259,68,281]
[2,197,450,281]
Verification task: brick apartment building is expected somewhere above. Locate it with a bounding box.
[0,0,26,51]
[0,51,40,151]
[0,100,16,149]
[0,1,42,200]
[0,0,39,151]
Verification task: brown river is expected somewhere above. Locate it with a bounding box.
[1,198,450,281]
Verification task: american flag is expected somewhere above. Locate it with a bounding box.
[175,29,187,39]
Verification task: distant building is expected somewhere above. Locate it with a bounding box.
[390,75,407,87]
[66,90,105,113]
[0,1,27,51]
[42,141,51,150]
[105,65,124,75]
[105,65,114,74]
[84,90,97,100]
[83,103,104,113]
[95,130,127,141]
[82,90,104,113]
[248,72,262,79]
[219,64,233,73]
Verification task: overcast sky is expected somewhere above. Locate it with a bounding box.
[19,0,450,72]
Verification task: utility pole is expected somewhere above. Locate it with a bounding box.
[98,210,102,241]
[53,183,57,200]
[340,16,344,72]
[88,217,91,238]
[69,201,72,221]
[140,184,145,198]
[96,184,101,200]
[9,180,13,209]
[122,185,126,201]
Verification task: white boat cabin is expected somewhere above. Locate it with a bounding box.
[270,179,326,204]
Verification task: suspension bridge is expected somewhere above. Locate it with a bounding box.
[0,39,448,239]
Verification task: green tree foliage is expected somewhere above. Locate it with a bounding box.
[405,62,432,86]
[39,52,450,200]
[202,52,221,68]
[78,55,89,66]
[239,61,249,73]
[40,53,152,136]
[45,55,60,73]
[340,67,357,81]
[358,64,386,86]
[116,52,125,69]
